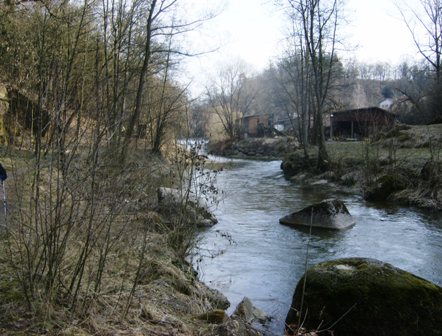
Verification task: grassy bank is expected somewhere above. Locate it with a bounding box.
[282,124,442,210]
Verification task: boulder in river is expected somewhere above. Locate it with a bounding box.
[279,199,355,230]
[285,258,442,336]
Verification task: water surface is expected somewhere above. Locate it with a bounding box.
[194,158,442,335]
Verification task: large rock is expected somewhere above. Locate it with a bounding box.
[279,199,355,230]
[0,84,51,144]
[285,258,442,336]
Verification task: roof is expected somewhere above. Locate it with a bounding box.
[243,112,270,119]
[331,107,396,122]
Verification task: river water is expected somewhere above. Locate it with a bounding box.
[193,157,442,335]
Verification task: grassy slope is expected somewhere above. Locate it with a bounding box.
[327,124,442,167]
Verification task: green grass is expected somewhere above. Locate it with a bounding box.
[325,141,435,169]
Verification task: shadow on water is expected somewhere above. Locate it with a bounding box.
[193,158,442,336]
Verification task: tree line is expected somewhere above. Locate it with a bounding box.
[197,0,442,171]
[0,0,215,319]
[0,0,209,157]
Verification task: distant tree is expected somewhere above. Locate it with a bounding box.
[205,60,257,140]
[275,50,313,155]
[381,86,394,99]
[189,101,210,138]
[394,60,434,123]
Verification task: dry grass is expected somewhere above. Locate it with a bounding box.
[0,144,230,336]
[325,124,442,170]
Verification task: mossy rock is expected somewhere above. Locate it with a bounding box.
[285,258,442,336]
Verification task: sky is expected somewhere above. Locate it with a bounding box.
[180,0,422,97]
[344,0,419,63]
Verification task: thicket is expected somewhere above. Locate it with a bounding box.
[0,0,218,333]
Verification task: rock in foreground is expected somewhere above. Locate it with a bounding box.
[285,258,442,336]
[279,199,355,230]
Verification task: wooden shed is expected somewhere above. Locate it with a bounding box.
[330,107,396,140]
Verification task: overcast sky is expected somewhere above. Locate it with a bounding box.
[180,0,421,97]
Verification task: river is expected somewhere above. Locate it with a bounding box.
[193,157,442,335]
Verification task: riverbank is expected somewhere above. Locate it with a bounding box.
[207,136,296,160]
[213,124,442,211]
[311,125,440,210]
[0,148,262,336]
[194,158,442,335]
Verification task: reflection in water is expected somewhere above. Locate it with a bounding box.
[194,158,442,335]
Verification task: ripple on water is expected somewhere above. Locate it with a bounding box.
[194,159,442,335]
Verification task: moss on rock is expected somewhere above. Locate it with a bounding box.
[285,257,442,336]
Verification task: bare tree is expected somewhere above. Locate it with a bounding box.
[398,0,442,82]
[275,41,313,157]
[205,60,257,140]
[394,60,434,123]
[397,0,442,122]
[120,0,214,158]
[285,0,342,171]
